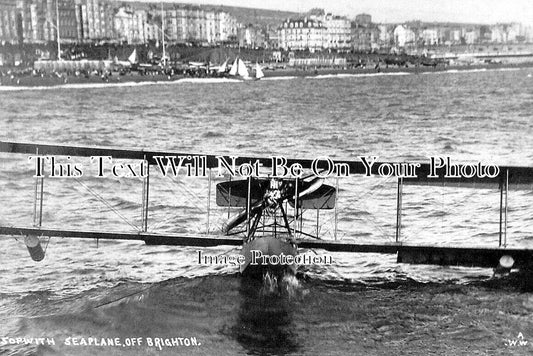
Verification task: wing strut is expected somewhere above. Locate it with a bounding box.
[246,175,251,240]
[334,177,339,240]
[206,168,212,234]
[33,165,44,227]
[499,169,509,247]
[28,147,45,261]
[227,175,232,219]
[396,177,403,243]
[141,156,150,232]
[316,208,319,238]
[293,177,299,236]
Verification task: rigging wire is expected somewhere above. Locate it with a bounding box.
[148,177,207,232]
[401,188,480,242]
[74,178,139,231]
[42,235,51,254]
[148,174,235,234]
[317,176,396,241]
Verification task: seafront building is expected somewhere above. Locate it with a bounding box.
[0,0,78,44]
[113,7,148,44]
[0,0,239,45]
[277,12,352,51]
[78,0,115,41]
[1,0,532,61]
[276,12,532,53]
[351,14,380,51]
[322,13,351,50]
[393,25,416,48]
[278,17,326,51]
[0,0,18,43]
[162,5,238,45]
[238,24,266,49]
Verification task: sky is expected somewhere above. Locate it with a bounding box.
[154,0,533,25]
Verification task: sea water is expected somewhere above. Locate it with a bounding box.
[0,68,532,355]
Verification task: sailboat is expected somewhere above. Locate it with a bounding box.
[217,59,228,74]
[253,63,264,80]
[128,48,138,64]
[113,48,136,68]
[229,57,250,80]
[208,59,228,76]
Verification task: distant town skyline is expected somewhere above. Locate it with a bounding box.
[148,0,533,26]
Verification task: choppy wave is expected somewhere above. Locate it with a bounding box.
[1,274,532,355]
[1,67,533,353]
[2,60,533,356]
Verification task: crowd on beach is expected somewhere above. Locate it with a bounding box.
[0,63,238,85]
[0,52,514,86]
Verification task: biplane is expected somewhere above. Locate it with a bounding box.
[1,141,532,278]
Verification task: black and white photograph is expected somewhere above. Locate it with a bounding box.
[1,0,533,355]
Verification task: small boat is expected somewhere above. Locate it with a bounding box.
[217,59,229,74]
[229,57,250,80]
[128,48,138,65]
[208,59,229,77]
[253,63,264,80]
[112,49,136,68]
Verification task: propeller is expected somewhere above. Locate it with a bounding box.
[222,177,325,234]
[292,176,324,201]
[223,201,262,233]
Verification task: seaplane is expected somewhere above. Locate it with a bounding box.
[1,141,532,280]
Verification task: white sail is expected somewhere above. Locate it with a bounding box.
[218,59,228,73]
[128,49,138,64]
[114,55,131,67]
[237,59,249,78]
[255,63,264,79]
[229,58,239,76]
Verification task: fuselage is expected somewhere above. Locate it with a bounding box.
[240,235,297,278]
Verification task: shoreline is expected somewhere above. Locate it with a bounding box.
[1,62,532,89]
[263,62,533,77]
